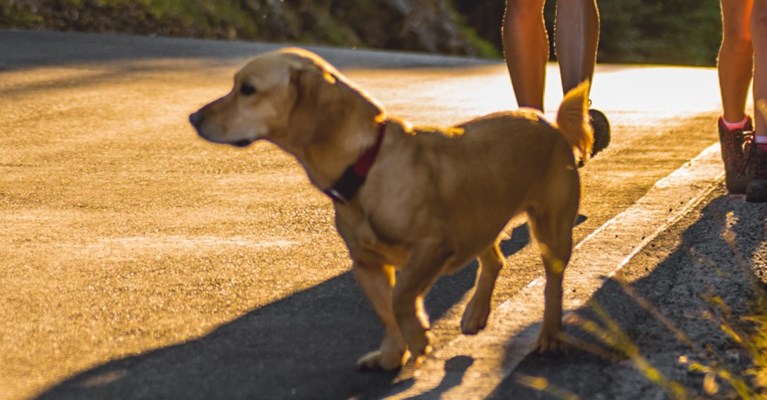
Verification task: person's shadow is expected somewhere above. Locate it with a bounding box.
[490,195,767,399]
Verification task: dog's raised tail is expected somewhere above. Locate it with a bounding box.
[556,80,594,164]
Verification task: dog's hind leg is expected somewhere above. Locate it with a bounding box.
[461,242,504,334]
[353,262,408,371]
[527,206,575,353]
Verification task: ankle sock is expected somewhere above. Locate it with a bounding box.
[755,135,767,144]
[722,116,750,131]
[755,135,767,152]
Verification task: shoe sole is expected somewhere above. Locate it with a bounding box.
[746,180,767,202]
[723,171,747,194]
[589,109,611,158]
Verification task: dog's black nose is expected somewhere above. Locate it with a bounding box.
[189,111,205,128]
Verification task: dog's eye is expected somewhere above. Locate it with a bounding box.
[239,83,257,96]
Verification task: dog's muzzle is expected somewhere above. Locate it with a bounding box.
[189,111,253,147]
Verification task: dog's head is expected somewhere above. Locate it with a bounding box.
[189,48,383,150]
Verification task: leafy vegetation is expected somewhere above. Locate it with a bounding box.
[0,0,491,56]
[597,0,721,65]
[1,0,724,65]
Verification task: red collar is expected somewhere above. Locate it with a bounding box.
[324,120,387,203]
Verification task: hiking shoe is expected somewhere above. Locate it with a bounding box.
[745,141,767,203]
[588,109,611,158]
[718,116,753,194]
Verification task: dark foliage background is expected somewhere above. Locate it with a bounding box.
[455,0,722,66]
[1,0,723,66]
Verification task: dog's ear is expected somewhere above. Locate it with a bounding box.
[284,66,347,148]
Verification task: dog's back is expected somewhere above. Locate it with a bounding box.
[370,85,591,267]
[401,81,593,211]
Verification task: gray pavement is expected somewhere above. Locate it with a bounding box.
[1,30,765,400]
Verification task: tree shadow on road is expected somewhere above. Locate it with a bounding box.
[489,194,767,399]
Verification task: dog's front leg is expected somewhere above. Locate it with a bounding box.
[353,262,408,371]
[392,239,451,365]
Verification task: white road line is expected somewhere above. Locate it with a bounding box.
[384,143,724,399]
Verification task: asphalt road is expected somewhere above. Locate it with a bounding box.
[1,30,765,400]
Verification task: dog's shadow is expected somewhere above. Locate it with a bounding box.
[37,275,484,400]
[37,273,395,400]
[35,217,582,400]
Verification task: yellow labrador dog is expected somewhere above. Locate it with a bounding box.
[189,48,593,371]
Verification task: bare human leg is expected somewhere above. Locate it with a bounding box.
[719,0,754,123]
[503,0,548,111]
[554,0,600,95]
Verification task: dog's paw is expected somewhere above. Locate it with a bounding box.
[409,351,429,369]
[404,343,433,369]
[460,300,490,335]
[533,333,567,354]
[356,349,408,372]
[402,328,432,362]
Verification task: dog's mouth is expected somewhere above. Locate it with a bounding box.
[231,139,254,148]
[195,130,254,148]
